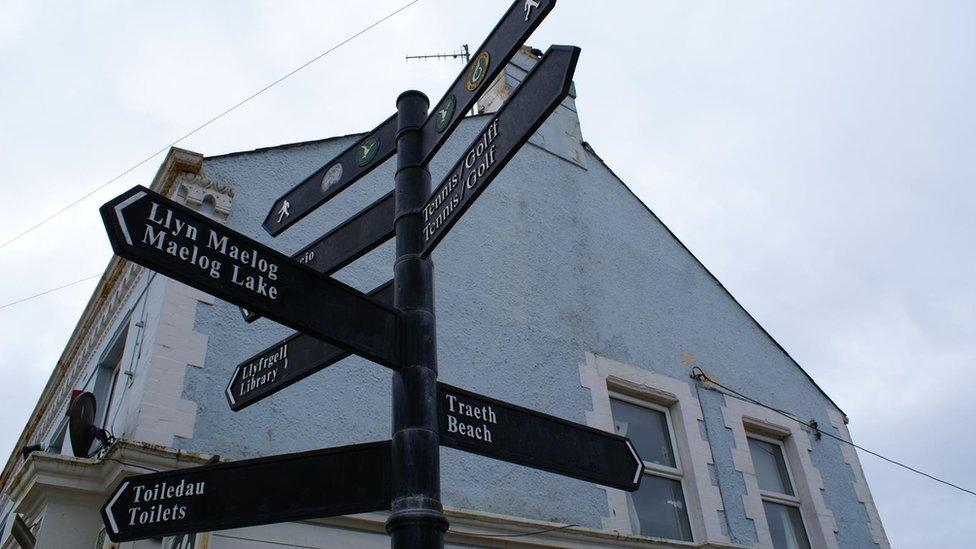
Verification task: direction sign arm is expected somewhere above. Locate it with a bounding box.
[263,114,398,236]
[420,0,558,166]
[420,45,580,257]
[101,441,392,542]
[243,190,395,323]
[437,383,643,491]
[101,186,400,368]
[262,0,559,238]
[227,280,394,411]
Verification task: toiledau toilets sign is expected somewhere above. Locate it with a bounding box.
[102,442,391,542]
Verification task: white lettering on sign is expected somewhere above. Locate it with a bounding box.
[143,202,280,300]
[445,393,497,443]
[238,343,288,397]
[422,118,500,242]
[126,479,206,527]
[524,0,540,21]
[297,249,315,265]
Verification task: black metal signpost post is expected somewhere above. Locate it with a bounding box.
[386,90,448,548]
[98,1,648,547]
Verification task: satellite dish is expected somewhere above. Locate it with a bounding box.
[68,392,97,458]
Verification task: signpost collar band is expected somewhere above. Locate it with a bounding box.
[395,90,430,137]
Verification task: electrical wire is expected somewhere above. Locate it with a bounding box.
[0,273,101,311]
[690,366,976,498]
[0,0,422,251]
[211,533,337,548]
[465,523,579,538]
[98,457,159,473]
[86,428,117,459]
[212,523,581,546]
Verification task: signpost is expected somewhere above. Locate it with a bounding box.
[102,441,391,542]
[228,281,394,411]
[420,45,579,257]
[100,187,399,369]
[98,2,646,548]
[437,383,642,491]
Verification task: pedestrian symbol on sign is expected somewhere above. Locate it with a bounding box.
[276,200,290,223]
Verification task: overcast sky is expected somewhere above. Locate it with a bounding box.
[1,1,973,546]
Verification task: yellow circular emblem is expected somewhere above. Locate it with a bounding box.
[465,52,491,92]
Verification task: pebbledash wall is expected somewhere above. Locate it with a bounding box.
[0,49,888,548]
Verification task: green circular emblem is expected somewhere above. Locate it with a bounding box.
[465,52,490,91]
[434,95,456,133]
[355,136,379,167]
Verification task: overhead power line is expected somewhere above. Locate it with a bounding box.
[691,366,976,498]
[0,0,422,251]
[468,523,579,538]
[214,523,581,547]
[0,274,102,311]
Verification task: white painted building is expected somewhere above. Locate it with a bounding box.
[0,48,888,549]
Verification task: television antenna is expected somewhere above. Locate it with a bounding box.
[405,44,470,64]
[406,45,476,115]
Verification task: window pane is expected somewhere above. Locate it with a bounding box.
[627,474,693,541]
[748,438,794,496]
[763,501,811,549]
[610,399,676,468]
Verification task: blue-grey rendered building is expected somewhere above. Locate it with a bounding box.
[0,48,889,549]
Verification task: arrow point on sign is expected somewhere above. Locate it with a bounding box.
[225,370,238,408]
[112,191,145,246]
[625,439,643,488]
[554,44,582,94]
[103,479,128,536]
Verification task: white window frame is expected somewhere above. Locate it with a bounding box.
[722,395,839,548]
[746,432,813,546]
[610,392,693,541]
[610,392,684,481]
[580,353,729,543]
